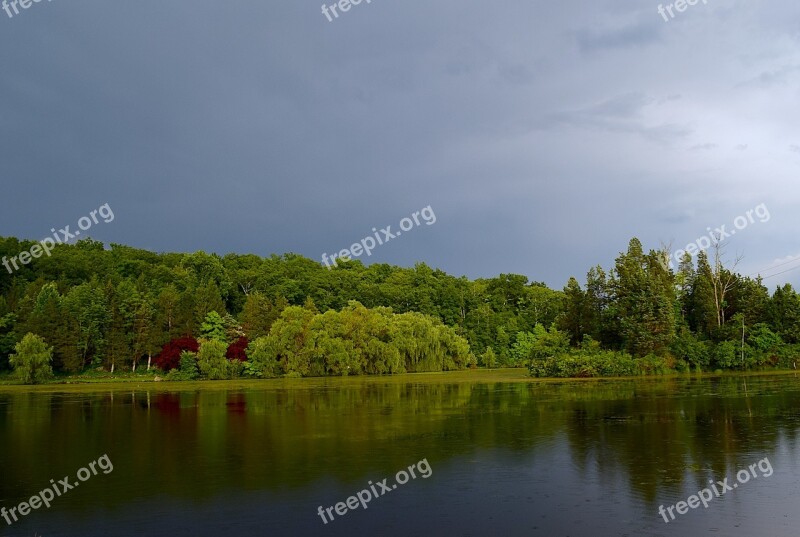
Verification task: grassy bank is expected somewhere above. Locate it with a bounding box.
[1,366,799,394]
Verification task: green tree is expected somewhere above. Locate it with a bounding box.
[584,266,611,344]
[0,312,16,371]
[481,347,497,369]
[261,306,316,376]
[767,284,800,343]
[197,339,229,380]
[686,251,716,338]
[611,239,676,356]
[156,284,181,339]
[164,351,201,381]
[10,333,54,384]
[200,311,227,342]
[558,277,587,345]
[240,292,284,339]
[62,281,107,369]
[194,281,226,327]
[245,337,281,378]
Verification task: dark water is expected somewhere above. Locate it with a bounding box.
[1,372,799,537]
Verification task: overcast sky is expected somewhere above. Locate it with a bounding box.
[1,0,799,289]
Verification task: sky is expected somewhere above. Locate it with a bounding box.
[1,0,799,290]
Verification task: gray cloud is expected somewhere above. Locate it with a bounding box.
[0,0,799,288]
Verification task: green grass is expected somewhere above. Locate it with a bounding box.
[0,366,798,394]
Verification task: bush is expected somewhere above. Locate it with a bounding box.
[245,337,281,378]
[528,349,672,378]
[241,361,264,378]
[9,333,54,384]
[512,324,570,367]
[154,337,200,371]
[197,339,230,380]
[635,354,673,376]
[777,343,800,369]
[671,329,711,369]
[228,360,245,379]
[481,347,497,368]
[226,337,249,362]
[165,351,200,381]
[712,341,741,369]
[749,324,783,353]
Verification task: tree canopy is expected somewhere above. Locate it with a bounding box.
[0,235,797,379]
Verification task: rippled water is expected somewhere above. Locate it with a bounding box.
[1,371,799,536]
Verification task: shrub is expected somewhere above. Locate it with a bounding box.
[712,341,741,369]
[635,354,673,376]
[777,343,800,369]
[513,324,570,367]
[154,337,199,371]
[168,351,199,380]
[671,329,711,369]
[528,349,672,378]
[197,339,230,380]
[241,361,264,378]
[245,337,281,378]
[226,336,249,362]
[481,347,497,368]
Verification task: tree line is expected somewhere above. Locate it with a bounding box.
[0,235,798,380]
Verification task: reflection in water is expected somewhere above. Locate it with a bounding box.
[0,373,799,536]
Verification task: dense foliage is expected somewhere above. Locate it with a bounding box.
[0,235,798,380]
[9,332,54,384]
[243,302,473,378]
[153,337,199,372]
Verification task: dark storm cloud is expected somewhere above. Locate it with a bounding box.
[1,0,799,288]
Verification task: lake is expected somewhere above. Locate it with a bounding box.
[1,370,799,536]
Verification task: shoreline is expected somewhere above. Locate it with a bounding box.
[0,367,797,393]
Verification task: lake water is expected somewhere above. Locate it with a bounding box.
[1,371,799,536]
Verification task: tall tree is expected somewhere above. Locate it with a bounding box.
[611,239,676,356]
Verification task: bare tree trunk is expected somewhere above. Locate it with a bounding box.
[710,237,742,328]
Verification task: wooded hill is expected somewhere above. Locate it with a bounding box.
[1,235,798,378]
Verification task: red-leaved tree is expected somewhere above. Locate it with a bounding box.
[154,337,200,371]
[226,337,249,362]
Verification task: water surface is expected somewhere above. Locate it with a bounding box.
[1,371,799,536]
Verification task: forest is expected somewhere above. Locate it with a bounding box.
[1,235,799,381]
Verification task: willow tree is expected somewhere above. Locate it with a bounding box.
[261,306,316,376]
[197,339,229,380]
[10,333,54,384]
